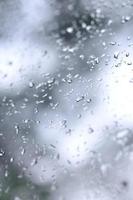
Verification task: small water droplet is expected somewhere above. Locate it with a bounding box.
[114,52,119,59]
[5,170,8,177]
[110,41,116,45]
[79,55,85,60]
[88,127,94,134]
[31,158,38,166]
[126,52,129,57]
[95,57,99,64]
[21,148,25,155]
[66,27,74,33]
[127,61,132,65]
[48,78,55,84]
[76,96,84,102]
[86,98,92,103]
[15,125,19,134]
[10,157,14,163]
[0,149,5,157]
[29,81,34,88]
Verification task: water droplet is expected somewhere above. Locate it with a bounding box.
[122,16,131,23]
[21,148,25,155]
[5,170,8,177]
[79,55,85,60]
[86,98,92,103]
[127,61,132,65]
[126,52,129,57]
[48,78,55,84]
[48,96,53,100]
[29,81,34,88]
[95,57,99,64]
[0,149,5,157]
[31,158,38,166]
[10,157,14,163]
[76,96,84,102]
[114,52,119,59]
[66,27,74,33]
[88,127,94,134]
[15,125,19,134]
[110,41,116,45]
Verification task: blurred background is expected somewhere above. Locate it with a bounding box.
[1,0,133,199]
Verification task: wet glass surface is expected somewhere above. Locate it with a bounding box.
[0,0,133,199]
